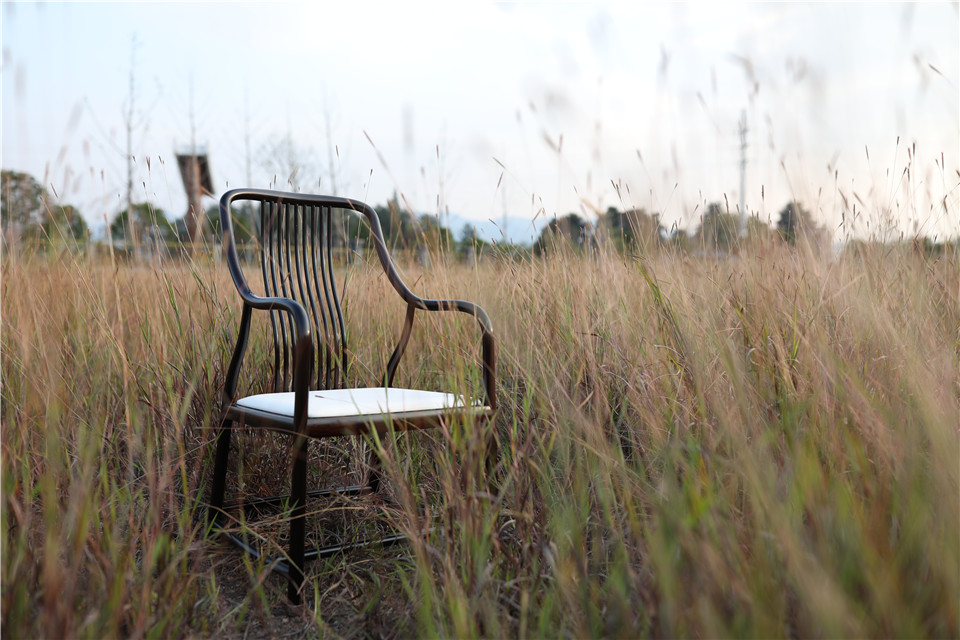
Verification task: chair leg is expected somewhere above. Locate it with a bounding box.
[366,444,382,494]
[484,423,500,494]
[208,418,233,528]
[287,434,309,605]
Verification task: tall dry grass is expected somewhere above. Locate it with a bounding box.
[2,241,957,637]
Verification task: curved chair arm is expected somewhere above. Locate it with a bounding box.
[408,299,498,411]
[221,293,315,430]
[356,211,496,409]
[382,299,497,410]
[345,200,497,410]
[382,298,496,408]
[220,294,313,397]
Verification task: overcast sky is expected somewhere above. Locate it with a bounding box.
[3,1,958,241]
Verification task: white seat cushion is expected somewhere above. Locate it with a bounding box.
[236,387,484,419]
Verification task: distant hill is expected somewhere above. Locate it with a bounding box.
[443,213,550,246]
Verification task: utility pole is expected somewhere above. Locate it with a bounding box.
[738,108,748,238]
[125,35,139,257]
[185,76,202,247]
[243,87,255,245]
[244,87,253,189]
[502,182,508,245]
[324,92,337,196]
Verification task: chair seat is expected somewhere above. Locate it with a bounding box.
[234,386,482,421]
[231,387,488,437]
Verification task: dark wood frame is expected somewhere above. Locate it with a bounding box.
[207,189,497,604]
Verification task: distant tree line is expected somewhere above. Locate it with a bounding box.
[3,168,956,260]
[0,172,470,258]
[531,200,835,256]
[534,206,665,255]
[1,170,88,250]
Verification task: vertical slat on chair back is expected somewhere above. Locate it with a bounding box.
[255,195,347,392]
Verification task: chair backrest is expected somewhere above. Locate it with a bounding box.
[221,189,363,393]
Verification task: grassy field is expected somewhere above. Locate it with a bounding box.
[2,242,958,638]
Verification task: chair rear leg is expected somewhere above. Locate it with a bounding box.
[365,445,382,494]
[208,418,233,529]
[288,434,309,605]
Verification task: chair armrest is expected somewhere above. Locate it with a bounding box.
[383,297,497,411]
[221,291,315,430]
[236,291,313,340]
[413,298,497,411]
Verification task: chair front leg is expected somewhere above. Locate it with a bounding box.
[207,418,233,529]
[484,422,499,489]
[287,433,309,604]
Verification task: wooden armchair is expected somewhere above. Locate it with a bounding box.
[206,189,496,604]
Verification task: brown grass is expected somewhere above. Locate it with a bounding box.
[2,242,958,638]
